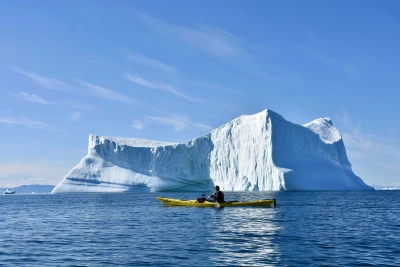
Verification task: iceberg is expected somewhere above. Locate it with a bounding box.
[52,109,372,193]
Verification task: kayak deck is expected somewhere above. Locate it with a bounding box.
[156,197,276,208]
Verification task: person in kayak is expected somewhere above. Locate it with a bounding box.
[210,185,224,203]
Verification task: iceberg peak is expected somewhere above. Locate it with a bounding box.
[303,117,341,144]
[324,117,333,126]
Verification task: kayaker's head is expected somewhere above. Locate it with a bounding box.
[215,185,220,192]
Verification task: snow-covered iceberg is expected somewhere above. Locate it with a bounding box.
[52,109,372,193]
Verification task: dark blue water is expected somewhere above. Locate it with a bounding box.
[1,191,399,266]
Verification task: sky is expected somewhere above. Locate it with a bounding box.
[0,0,399,188]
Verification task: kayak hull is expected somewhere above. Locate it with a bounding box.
[156,197,276,207]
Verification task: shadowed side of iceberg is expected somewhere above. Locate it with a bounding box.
[270,113,373,190]
[52,134,215,193]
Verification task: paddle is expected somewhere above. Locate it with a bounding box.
[202,193,220,208]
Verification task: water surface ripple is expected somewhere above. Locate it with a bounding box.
[0,191,399,266]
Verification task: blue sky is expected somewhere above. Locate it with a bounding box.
[0,0,399,187]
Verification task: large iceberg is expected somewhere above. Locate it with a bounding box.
[52,109,372,193]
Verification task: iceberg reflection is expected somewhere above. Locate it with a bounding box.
[207,207,281,266]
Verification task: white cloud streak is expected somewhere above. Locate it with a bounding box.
[124,73,200,102]
[132,120,143,130]
[17,92,51,104]
[131,11,302,83]
[11,67,76,92]
[75,79,136,104]
[145,114,212,132]
[69,112,81,121]
[133,10,246,58]
[146,115,188,132]
[0,117,59,131]
[302,47,360,77]
[16,92,95,110]
[12,67,135,105]
[62,101,95,110]
[192,122,213,130]
[192,82,239,93]
[335,109,400,184]
[126,51,176,74]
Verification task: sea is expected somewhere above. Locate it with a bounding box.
[0,191,399,266]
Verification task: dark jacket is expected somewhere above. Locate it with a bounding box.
[213,191,225,202]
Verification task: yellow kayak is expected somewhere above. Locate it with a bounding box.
[156,197,276,208]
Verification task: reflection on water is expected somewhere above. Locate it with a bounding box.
[208,207,280,266]
[1,191,399,266]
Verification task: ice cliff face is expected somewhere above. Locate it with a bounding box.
[52,109,373,193]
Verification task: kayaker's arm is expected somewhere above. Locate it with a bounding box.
[201,193,216,202]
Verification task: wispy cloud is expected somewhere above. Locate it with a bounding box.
[246,69,276,82]
[12,67,134,105]
[341,131,399,170]
[302,47,360,77]
[86,59,115,68]
[124,74,154,88]
[222,103,247,116]
[62,101,95,110]
[124,73,200,102]
[180,25,247,58]
[76,79,136,104]
[145,114,212,132]
[335,109,358,130]
[126,50,176,74]
[133,10,247,58]
[192,82,239,93]
[15,92,95,110]
[335,109,400,184]
[69,112,81,121]
[16,92,51,104]
[192,122,213,130]
[0,117,59,131]
[131,11,303,83]
[146,115,188,132]
[336,110,382,153]
[11,67,76,92]
[132,120,143,130]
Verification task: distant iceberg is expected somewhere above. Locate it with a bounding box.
[52,109,373,193]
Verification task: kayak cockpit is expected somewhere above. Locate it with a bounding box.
[156,196,276,208]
